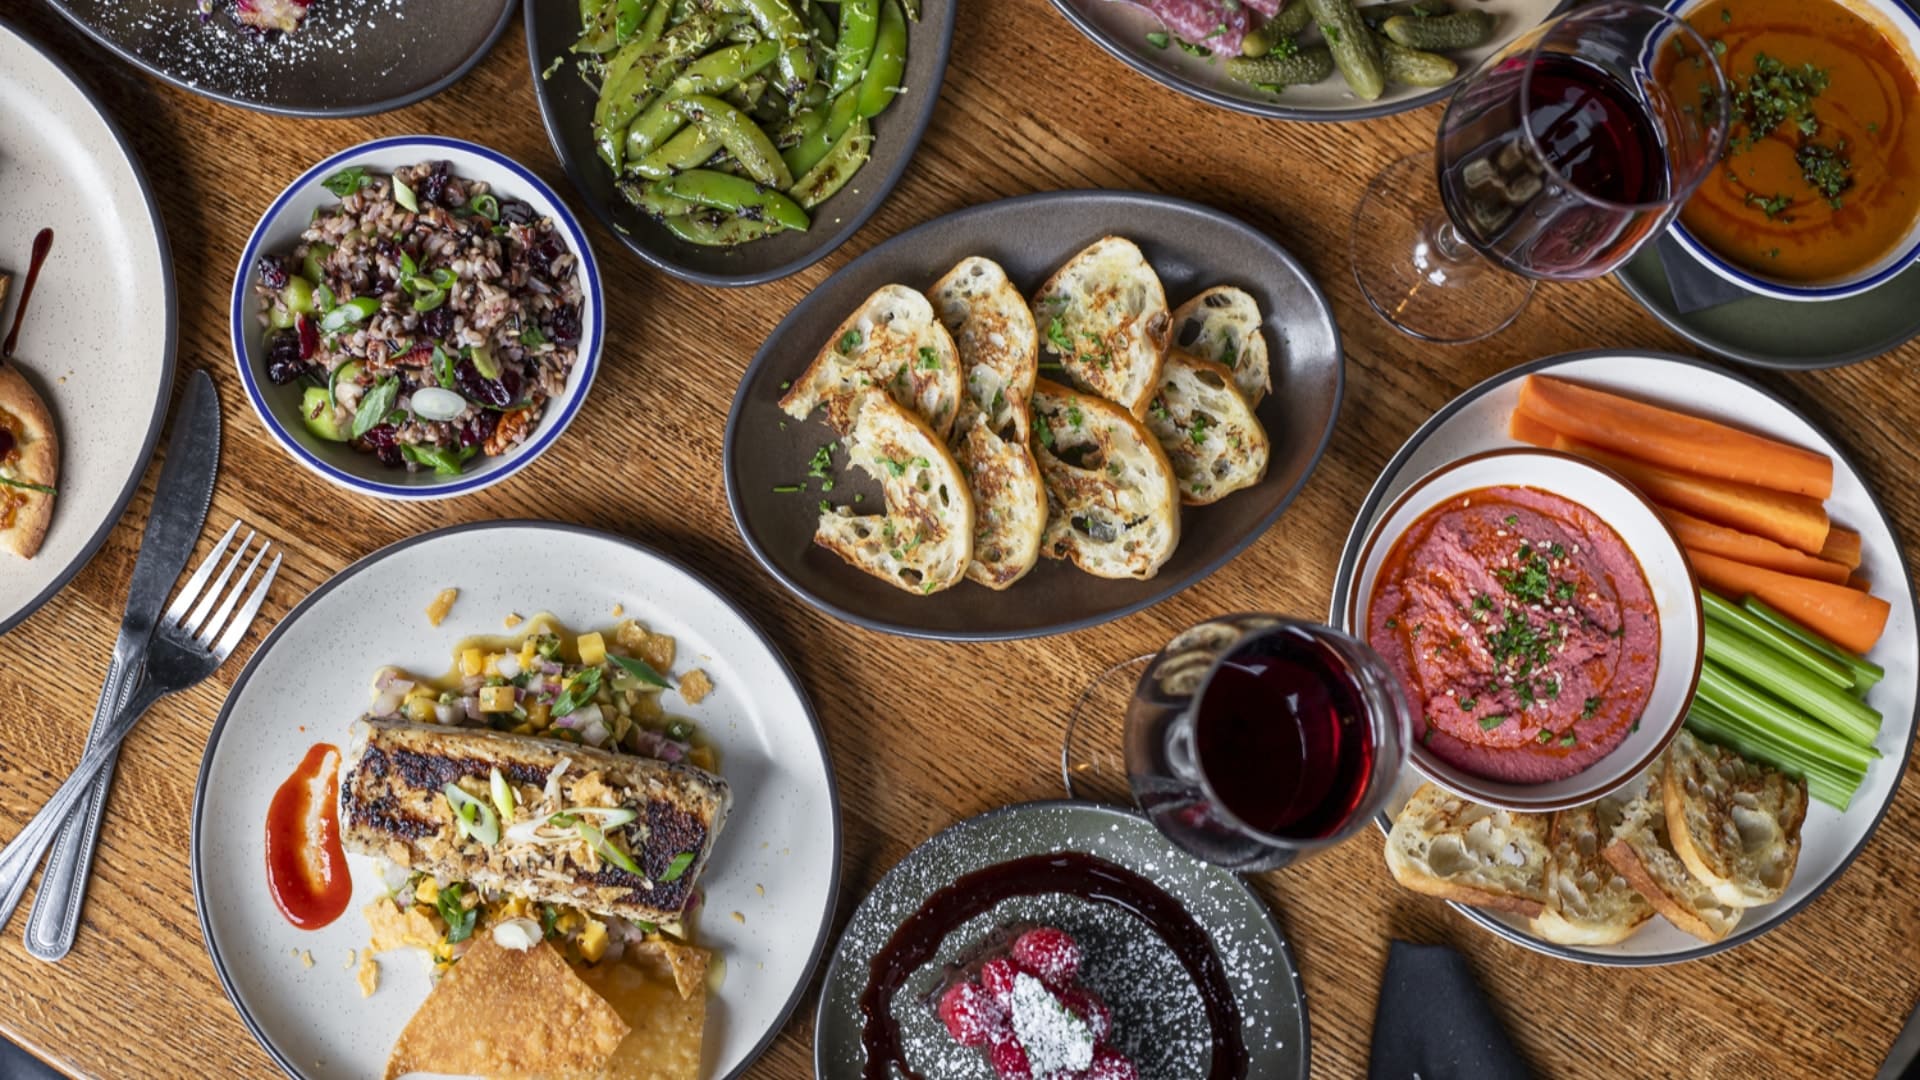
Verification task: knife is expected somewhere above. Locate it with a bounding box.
[1878,993,1920,1080]
[7,369,220,959]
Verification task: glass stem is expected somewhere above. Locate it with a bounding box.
[1428,216,1477,264]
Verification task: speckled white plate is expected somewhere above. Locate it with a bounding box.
[815,801,1308,1078]
[1331,351,1919,965]
[192,521,839,1078]
[0,20,174,636]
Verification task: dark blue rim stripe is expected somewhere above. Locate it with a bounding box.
[229,135,603,499]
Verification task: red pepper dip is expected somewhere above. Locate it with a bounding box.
[1367,485,1659,784]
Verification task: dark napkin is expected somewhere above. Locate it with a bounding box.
[1368,940,1531,1080]
[1655,232,1750,314]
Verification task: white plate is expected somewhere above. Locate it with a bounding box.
[0,20,174,634]
[193,522,840,1076]
[1328,351,1918,964]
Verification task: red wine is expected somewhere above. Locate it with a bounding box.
[1192,633,1376,840]
[1437,53,1670,280]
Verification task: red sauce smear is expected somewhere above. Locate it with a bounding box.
[264,743,350,929]
[3,229,54,359]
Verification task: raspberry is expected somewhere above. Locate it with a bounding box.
[989,1034,1033,1080]
[1084,1047,1137,1080]
[1011,927,1081,986]
[937,981,996,1048]
[1059,987,1111,1043]
[980,957,1020,1010]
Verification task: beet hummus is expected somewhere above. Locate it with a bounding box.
[1366,485,1659,784]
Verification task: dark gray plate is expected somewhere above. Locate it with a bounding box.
[814,800,1309,1079]
[43,0,514,117]
[525,0,954,287]
[1615,241,1920,371]
[723,190,1343,640]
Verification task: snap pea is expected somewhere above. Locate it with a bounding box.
[1227,45,1335,88]
[1357,0,1452,30]
[575,0,621,54]
[774,106,828,150]
[1378,36,1458,86]
[670,94,794,188]
[856,0,907,117]
[658,168,812,231]
[829,0,879,95]
[807,1,836,47]
[632,127,724,179]
[623,39,780,161]
[617,179,700,219]
[594,11,743,138]
[1381,9,1493,50]
[1266,0,1316,38]
[789,117,871,209]
[1306,0,1384,101]
[662,211,786,246]
[613,0,650,44]
[733,0,814,96]
[782,87,859,175]
[725,74,770,112]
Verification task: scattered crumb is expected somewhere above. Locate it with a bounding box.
[679,668,714,705]
[426,588,459,627]
[344,949,357,969]
[357,954,381,998]
[300,950,314,969]
[290,947,300,958]
[611,603,624,617]
[754,883,765,897]
[730,911,746,925]
[504,612,524,629]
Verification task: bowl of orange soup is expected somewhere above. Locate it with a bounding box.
[1659,0,1920,300]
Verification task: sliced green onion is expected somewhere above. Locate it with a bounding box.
[394,175,419,212]
[504,805,637,844]
[319,296,381,332]
[0,476,56,495]
[471,193,501,222]
[576,819,645,877]
[659,851,695,883]
[489,766,516,823]
[443,782,501,846]
[608,652,672,688]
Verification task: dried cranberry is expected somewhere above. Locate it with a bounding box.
[457,410,497,448]
[418,306,454,340]
[498,199,537,226]
[420,161,452,206]
[266,329,306,384]
[255,254,288,290]
[454,358,514,408]
[528,232,568,276]
[296,314,319,360]
[544,303,581,347]
[357,424,404,467]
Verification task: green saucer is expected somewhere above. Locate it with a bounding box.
[1615,243,1920,370]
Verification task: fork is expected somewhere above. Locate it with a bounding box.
[0,523,280,905]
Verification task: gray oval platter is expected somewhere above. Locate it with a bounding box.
[526,0,954,287]
[723,189,1343,640]
[42,0,515,117]
[814,800,1309,1079]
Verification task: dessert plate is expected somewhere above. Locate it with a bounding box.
[1329,351,1918,964]
[814,800,1308,1078]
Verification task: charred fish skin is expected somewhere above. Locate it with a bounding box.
[338,717,731,923]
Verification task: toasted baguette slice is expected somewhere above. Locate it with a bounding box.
[1171,286,1270,407]
[929,256,1038,443]
[1029,237,1169,417]
[779,285,963,438]
[951,413,1047,590]
[1030,379,1180,580]
[0,363,59,560]
[1385,782,1551,918]
[815,392,974,595]
[1661,730,1808,909]
[1531,793,1655,945]
[1602,757,1742,943]
[1143,350,1270,506]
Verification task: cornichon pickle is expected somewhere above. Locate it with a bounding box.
[1266,1,1316,38]
[1378,37,1459,86]
[1381,9,1494,50]
[1306,0,1384,100]
[1357,0,1452,29]
[1226,46,1336,88]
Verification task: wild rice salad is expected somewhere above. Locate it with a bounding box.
[254,161,585,476]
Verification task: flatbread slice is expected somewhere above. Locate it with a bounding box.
[1170,286,1271,406]
[779,284,963,439]
[1531,793,1655,945]
[1384,781,1551,918]
[950,413,1046,590]
[815,391,974,595]
[0,363,59,560]
[928,255,1038,442]
[1142,350,1269,505]
[1030,378,1179,580]
[1029,237,1169,417]
[1602,756,1743,943]
[1662,729,1807,909]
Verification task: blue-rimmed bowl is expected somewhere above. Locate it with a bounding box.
[1662,0,1920,302]
[231,135,603,500]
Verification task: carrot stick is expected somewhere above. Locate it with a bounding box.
[1657,506,1851,585]
[1516,376,1833,500]
[1549,436,1830,555]
[1508,410,1561,448]
[1686,549,1890,654]
[1849,573,1872,593]
[1822,527,1862,569]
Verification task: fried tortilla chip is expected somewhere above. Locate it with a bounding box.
[384,937,629,1080]
[364,897,442,953]
[564,939,710,1080]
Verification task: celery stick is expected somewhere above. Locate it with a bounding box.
[1704,618,1881,745]
[1742,595,1885,690]
[1701,590,1854,690]
[1696,662,1880,770]
[1689,694,1869,776]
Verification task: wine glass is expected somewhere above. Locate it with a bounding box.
[1061,615,1412,872]
[1349,0,1730,344]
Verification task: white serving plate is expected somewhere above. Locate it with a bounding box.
[193,522,839,1076]
[1330,351,1917,964]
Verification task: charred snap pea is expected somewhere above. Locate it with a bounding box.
[1307,0,1385,100]
[663,210,787,246]
[618,180,699,220]
[632,127,724,180]
[790,117,872,209]
[1227,45,1336,89]
[1378,36,1459,86]
[783,88,860,177]
[658,169,812,231]
[670,94,794,188]
[1381,9,1494,51]
[830,0,880,95]
[623,39,780,162]
[856,0,908,118]
[734,0,815,95]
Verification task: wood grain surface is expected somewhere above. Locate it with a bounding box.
[2,2,1918,1078]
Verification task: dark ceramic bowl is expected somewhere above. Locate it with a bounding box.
[724,189,1344,640]
[525,0,955,287]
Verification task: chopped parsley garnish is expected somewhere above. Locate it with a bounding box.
[1583,696,1603,719]
[1189,414,1211,445]
[1503,514,1518,526]
[1560,732,1578,747]
[807,444,835,480]
[1066,405,1084,428]
[1552,581,1576,602]
[1146,30,1170,48]
[1797,140,1854,203]
[1459,696,1477,710]
[1495,551,1553,604]
[882,458,908,477]
[837,328,862,355]
[918,346,940,370]
[436,883,477,943]
[1046,316,1074,354]
[1478,714,1505,731]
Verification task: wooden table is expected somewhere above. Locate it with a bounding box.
[4,1,1919,1077]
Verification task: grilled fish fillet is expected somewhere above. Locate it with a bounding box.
[339,718,731,924]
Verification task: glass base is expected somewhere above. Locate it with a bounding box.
[1350,151,1537,345]
[1060,654,1151,805]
